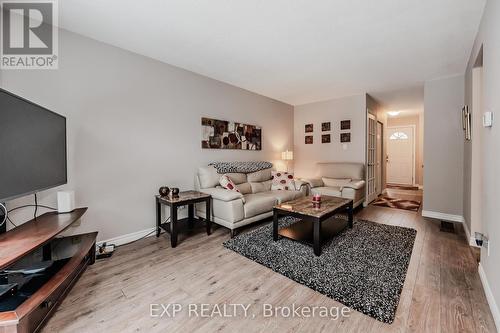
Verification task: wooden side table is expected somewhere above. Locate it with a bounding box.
[155,191,212,247]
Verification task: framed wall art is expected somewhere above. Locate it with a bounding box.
[305,124,314,133]
[201,117,262,150]
[322,134,331,143]
[340,132,351,143]
[340,120,351,130]
[305,135,313,144]
[321,122,331,131]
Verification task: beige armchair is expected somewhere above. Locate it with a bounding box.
[302,162,366,208]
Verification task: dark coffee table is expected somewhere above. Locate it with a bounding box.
[273,196,353,256]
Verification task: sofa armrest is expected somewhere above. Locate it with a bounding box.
[343,180,366,190]
[293,180,309,195]
[301,178,324,188]
[199,188,244,202]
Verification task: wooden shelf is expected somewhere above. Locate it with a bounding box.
[0,208,88,270]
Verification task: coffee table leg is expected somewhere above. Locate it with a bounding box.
[273,210,279,241]
[188,204,194,229]
[206,198,212,235]
[156,199,161,237]
[348,202,354,229]
[313,219,321,256]
[170,205,178,248]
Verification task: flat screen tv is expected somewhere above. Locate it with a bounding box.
[0,88,67,202]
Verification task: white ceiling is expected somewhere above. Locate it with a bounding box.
[58,0,485,106]
[371,85,424,116]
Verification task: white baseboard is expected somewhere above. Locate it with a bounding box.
[97,227,156,247]
[462,218,480,247]
[421,210,465,223]
[478,263,500,331]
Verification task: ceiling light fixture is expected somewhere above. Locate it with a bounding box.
[387,111,400,116]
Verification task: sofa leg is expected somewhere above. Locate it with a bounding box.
[230,229,237,238]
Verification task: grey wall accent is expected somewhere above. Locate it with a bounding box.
[0,28,293,241]
[423,74,464,216]
[465,0,500,322]
[293,95,367,178]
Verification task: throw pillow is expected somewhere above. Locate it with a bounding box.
[219,175,240,192]
[322,178,352,188]
[271,171,295,191]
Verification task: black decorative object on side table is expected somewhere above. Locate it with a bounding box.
[155,191,212,247]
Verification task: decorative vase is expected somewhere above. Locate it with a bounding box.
[169,187,180,198]
[159,186,170,197]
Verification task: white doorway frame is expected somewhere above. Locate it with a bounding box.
[366,113,377,204]
[386,125,416,186]
[376,121,383,195]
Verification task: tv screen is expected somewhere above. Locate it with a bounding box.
[0,89,67,202]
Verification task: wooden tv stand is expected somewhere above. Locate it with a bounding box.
[0,208,97,333]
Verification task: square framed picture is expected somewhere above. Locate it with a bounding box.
[340,132,351,143]
[321,122,331,131]
[340,120,351,130]
[305,124,314,133]
[321,134,331,143]
[305,135,313,144]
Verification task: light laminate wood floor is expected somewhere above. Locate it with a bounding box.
[42,190,497,332]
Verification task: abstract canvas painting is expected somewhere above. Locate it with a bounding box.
[201,117,262,150]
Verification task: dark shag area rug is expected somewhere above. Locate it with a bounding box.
[223,217,416,323]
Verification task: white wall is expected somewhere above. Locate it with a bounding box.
[423,74,464,217]
[293,95,366,178]
[0,28,293,241]
[465,0,500,328]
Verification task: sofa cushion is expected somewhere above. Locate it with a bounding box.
[247,168,272,182]
[224,173,247,185]
[302,178,324,188]
[250,180,272,193]
[219,175,240,192]
[344,180,366,190]
[317,162,365,180]
[311,186,342,197]
[271,171,295,190]
[260,190,304,204]
[243,194,277,218]
[236,182,252,195]
[198,166,220,189]
[322,178,352,188]
[200,188,244,202]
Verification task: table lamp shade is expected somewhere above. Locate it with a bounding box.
[281,150,293,160]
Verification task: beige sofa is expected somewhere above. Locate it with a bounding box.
[302,162,366,208]
[195,166,307,236]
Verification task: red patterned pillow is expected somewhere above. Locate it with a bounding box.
[271,171,295,191]
[219,175,240,192]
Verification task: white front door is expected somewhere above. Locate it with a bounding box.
[387,126,414,185]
